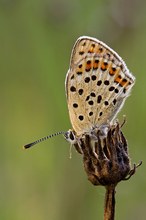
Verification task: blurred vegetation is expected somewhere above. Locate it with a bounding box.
[0,0,146,219]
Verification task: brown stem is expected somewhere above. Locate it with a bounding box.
[104,185,116,220]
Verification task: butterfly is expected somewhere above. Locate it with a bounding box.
[23,36,135,149]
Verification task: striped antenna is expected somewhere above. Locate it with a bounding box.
[23,131,66,149]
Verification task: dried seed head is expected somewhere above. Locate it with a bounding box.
[71,122,140,186]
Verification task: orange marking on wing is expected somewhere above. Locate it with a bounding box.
[101,62,108,71]
[109,67,116,75]
[114,76,129,87]
[88,46,95,53]
[93,60,99,69]
[114,75,122,83]
[85,62,92,71]
[120,79,129,87]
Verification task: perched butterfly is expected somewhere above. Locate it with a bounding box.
[23,36,135,149]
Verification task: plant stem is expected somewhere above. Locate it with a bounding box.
[104,185,116,220]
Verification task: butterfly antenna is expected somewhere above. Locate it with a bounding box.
[23,131,66,149]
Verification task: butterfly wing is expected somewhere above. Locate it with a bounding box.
[65,36,135,136]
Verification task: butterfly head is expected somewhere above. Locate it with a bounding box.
[64,129,77,145]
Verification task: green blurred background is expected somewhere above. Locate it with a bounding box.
[0,0,146,219]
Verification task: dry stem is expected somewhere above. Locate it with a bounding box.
[104,185,116,220]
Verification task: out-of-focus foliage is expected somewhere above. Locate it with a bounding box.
[0,0,146,219]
